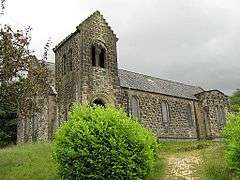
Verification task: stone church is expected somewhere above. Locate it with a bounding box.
[17,11,229,142]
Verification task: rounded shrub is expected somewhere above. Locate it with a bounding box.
[52,104,159,180]
[223,111,240,178]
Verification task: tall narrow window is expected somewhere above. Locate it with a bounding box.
[221,108,226,125]
[131,96,140,119]
[68,49,73,71]
[186,104,193,127]
[91,46,96,66]
[216,106,226,125]
[99,48,105,68]
[161,101,170,125]
[62,54,67,75]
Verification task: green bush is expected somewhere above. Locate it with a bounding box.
[52,105,159,180]
[223,111,240,178]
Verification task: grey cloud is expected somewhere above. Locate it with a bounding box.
[3,0,239,95]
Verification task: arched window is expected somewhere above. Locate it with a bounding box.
[186,104,193,127]
[131,96,140,119]
[92,98,105,107]
[91,45,106,68]
[161,101,170,125]
[91,46,96,66]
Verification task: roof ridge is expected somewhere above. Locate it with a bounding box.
[119,68,202,89]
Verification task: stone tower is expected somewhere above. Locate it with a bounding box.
[53,11,120,124]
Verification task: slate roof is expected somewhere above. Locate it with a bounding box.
[118,69,204,100]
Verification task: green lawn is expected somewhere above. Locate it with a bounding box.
[0,141,232,180]
[0,143,59,180]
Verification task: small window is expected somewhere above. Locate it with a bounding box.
[91,46,96,66]
[161,101,170,125]
[131,96,140,119]
[99,48,105,68]
[186,104,193,127]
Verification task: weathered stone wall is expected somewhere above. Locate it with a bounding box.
[17,94,57,143]
[54,11,121,126]
[54,35,79,124]
[195,90,229,139]
[76,12,120,107]
[120,88,199,139]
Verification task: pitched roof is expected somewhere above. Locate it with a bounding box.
[118,69,204,100]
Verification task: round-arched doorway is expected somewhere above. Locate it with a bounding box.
[92,98,105,107]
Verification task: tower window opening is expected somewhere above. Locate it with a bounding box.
[92,46,96,66]
[99,48,105,68]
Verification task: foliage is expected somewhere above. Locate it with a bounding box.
[0,143,59,179]
[201,143,232,180]
[230,89,240,113]
[0,25,52,146]
[0,0,6,14]
[223,112,240,178]
[53,105,160,180]
[0,110,17,147]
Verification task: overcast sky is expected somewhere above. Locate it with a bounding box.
[1,0,240,95]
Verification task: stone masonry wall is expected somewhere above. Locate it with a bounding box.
[120,88,198,139]
[17,94,56,143]
[54,11,121,126]
[196,90,229,138]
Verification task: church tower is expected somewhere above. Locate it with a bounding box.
[54,11,120,124]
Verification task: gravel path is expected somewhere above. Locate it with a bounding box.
[165,153,202,180]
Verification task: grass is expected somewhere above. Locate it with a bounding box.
[158,140,214,154]
[200,143,233,180]
[0,141,233,180]
[158,140,233,179]
[0,143,59,180]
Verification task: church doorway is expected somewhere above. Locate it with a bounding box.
[92,98,105,107]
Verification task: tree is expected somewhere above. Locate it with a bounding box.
[230,89,240,113]
[0,0,6,15]
[0,25,52,146]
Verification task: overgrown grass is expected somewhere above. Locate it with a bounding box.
[159,140,214,154]
[0,141,232,180]
[147,155,166,180]
[200,143,233,180]
[0,143,59,180]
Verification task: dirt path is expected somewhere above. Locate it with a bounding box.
[165,151,202,180]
